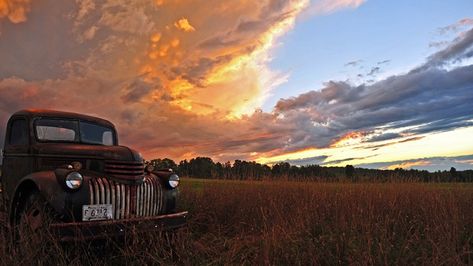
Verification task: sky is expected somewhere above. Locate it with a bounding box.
[0,0,472,171]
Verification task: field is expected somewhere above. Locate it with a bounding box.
[1,179,472,265]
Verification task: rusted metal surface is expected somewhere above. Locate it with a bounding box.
[50,211,188,242]
[1,109,186,236]
[104,160,144,182]
[12,109,116,129]
[88,175,164,219]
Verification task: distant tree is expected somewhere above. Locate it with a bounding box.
[149,158,177,171]
[345,165,355,182]
[450,167,457,182]
[420,170,430,182]
[189,157,215,178]
[233,160,243,179]
[223,161,232,179]
[272,162,290,179]
[178,159,190,176]
[214,162,224,179]
[148,156,473,183]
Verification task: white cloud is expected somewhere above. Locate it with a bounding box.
[306,0,365,15]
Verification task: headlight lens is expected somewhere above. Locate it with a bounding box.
[65,172,83,189]
[168,174,179,188]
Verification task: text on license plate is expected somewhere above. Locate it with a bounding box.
[82,204,113,221]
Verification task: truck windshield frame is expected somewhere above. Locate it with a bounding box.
[34,118,116,146]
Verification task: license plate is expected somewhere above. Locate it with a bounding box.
[82,204,113,221]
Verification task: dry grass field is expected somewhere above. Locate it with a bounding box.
[1,179,472,265]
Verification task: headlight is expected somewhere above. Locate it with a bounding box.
[65,172,83,190]
[168,174,179,188]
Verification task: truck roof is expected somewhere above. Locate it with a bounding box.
[12,109,116,128]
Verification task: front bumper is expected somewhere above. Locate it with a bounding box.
[50,211,188,242]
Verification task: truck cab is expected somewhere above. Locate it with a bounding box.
[1,109,187,241]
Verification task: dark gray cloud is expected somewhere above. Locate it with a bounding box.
[344,59,362,67]
[198,36,239,50]
[367,66,381,76]
[377,59,390,65]
[429,41,449,49]
[120,78,158,103]
[198,1,297,51]
[408,118,473,135]
[0,0,313,161]
[437,18,473,35]
[358,154,473,171]
[363,136,425,151]
[321,156,372,166]
[1,3,472,169]
[278,155,329,166]
[424,27,473,68]
[270,155,377,167]
[271,28,473,152]
[366,133,402,142]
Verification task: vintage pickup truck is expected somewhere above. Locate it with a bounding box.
[0,109,187,242]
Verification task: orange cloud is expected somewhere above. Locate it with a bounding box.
[20,85,38,98]
[0,0,312,161]
[2,0,470,168]
[150,33,162,43]
[127,0,310,118]
[171,38,180,47]
[0,0,32,23]
[385,160,431,170]
[330,131,368,147]
[174,18,195,32]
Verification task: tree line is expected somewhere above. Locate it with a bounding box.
[147,157,473,182]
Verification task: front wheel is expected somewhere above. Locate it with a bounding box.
[14,192,56,246]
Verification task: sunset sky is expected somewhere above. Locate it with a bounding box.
[1,0,472,171]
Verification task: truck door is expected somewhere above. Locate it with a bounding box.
[2,117,32,201]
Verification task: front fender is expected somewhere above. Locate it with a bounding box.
[10,171,89,223]
[152,171,179,213]
[10,171,66,220]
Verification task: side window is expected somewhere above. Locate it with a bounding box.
[9,119,28,145]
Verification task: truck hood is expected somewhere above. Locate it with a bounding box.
[31,143,145,183]
[31,143,143,162]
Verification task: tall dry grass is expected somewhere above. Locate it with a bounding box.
[1,179,472,265]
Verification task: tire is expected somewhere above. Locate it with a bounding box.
[14,192,56,246]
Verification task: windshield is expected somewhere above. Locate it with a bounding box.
[35,119,115,146]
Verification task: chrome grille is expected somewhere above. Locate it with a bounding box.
[88,176,164,219]
[104,160,144,181]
